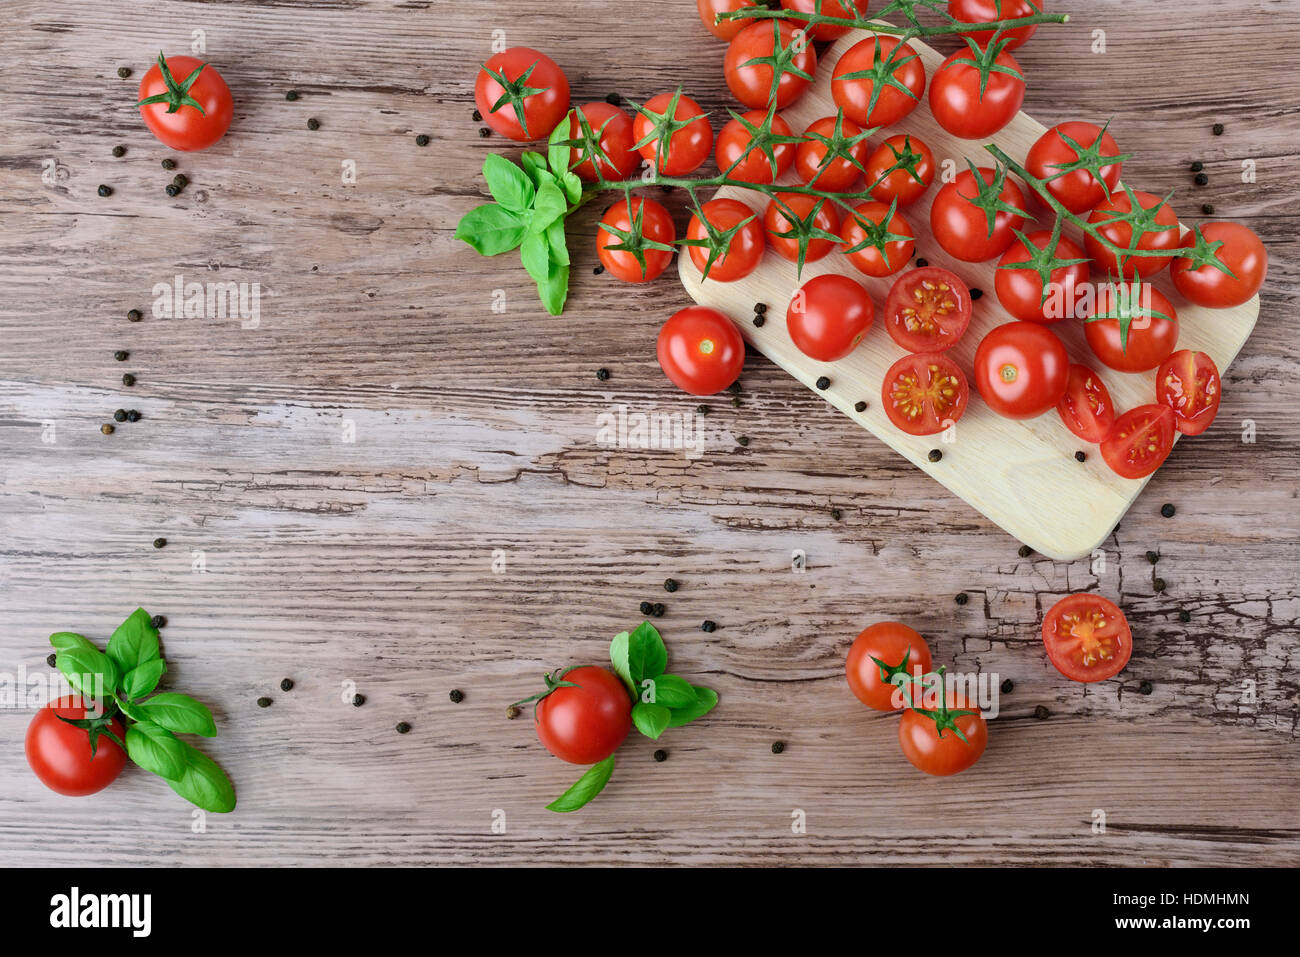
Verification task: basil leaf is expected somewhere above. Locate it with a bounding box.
[454,203,526,256]
[667,685,718,728]
[166,740,236,813]
[609,631,636,698]
[125,720,187,780]
[545,218,569,267]
[135,692,217,737]
[122,658,167,700]
[49,632,96,655]
[629,621,668,682]
[536,260,568,316]
[546,756,614,813]
[645,674,697,709]
[520,231,549,283]
[530,179,567,234]
[559,169,582,206]
[106,607,161,675]
[56,645,119,702]
[520,152,549,187]
[631,701,671,740]
[482,153,535,212]
[548,118,572,176]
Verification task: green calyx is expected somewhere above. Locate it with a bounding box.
[136,52,208,115]
[896,666,979,744]
[480,57,550,139]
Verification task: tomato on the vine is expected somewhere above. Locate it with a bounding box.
[26,697,127,797]
[474,47,570,143]
[725,20,817,110]
[883,353,970,437]
[532,666,632,765]
[657,307,746,395]
[795,115,869,192]
[1041,594,1132,683]
[930,166,1027,262]
[763,193,840,265]
[1100,404,1176,479]
[845,622,933,712]
[686,198,766,282]
[831,36,926,128]
[567,103,640,182]
[839,201,915,278]
[697,0,761,40]
[1085,190,1181,280]
[898,692,988,777]
[995,230,1089,323]
[1025,121,1123,215]
[974,321,1069,419]
[136,53,233,152]
[929,43,1025,140]
[1056,363,1115,443]
[1171,222,1268,308]
[781,0,871,41]
[948,0,1044,50]
[865,134,935,208]
[786,274,874,362]
[1157,350,1221,436]
[884,266,972,352]
[715,109,797,183]
[632,91,713,175]
[1082,283,1179,373]
[596,196,676,284]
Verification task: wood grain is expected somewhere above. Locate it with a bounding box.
[1,0,1298,867]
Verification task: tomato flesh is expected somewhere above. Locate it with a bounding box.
[1157,350,1221,436]
[1056,363,1115,443]
[1100,404,1176,479]
[883,353,969,437]
[884,267,972,352]
[1042,594,1132,683]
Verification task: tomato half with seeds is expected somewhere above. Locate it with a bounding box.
[474,47,571,143]
[795,115,869,192]
[929,45,1025,140]
[686,198,765,282]
[136,54,233,152]
[1157,350,1221,436]
[533,666,632,764]
[1056,363,1115,443]
[657,306,746,395]
[1171,222,1268,308]
[898,692,988,777]
[632,92,713,175]
[845,622,933,712]
[1100,404,1176,479]
[995,230,1089,323]
[948,0,1043,50]
[840,201,915,278]
[715,110,797,183]
[1085,190,1181,280]
[725,20,817,110]
[1025,121,1123,215]
[930,166,1027,262]
[865,134,935,208]
[786,274,874,362]
[831,36,926,128]
[883,353,970,437]
[596,197,676,284]
[567,103,640,182]
[1082,284,1179,374]
[781,0,871,41]
[26,697,127,797]
[763,193,840,265]
[697,0,761,40]
[974,321,1069,419]
[884,266,972,352]
[1041,594,1132,683]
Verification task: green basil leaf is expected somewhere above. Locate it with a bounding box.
[545,218,569,267]
[520,231,549,283]
[454,203,526,256]
[559,169,582,206]
[629,620,668,683]
[482,153,535,212]
[166,740,236,813]
[536,260,568,316]
[530,179,567,234]
[125,720,187,780]
[55,645,119,702]
[631,701,671,740]
[548,117,572,176]
[546,755,614,813]
[609,631,636,698]
[644,674,697,709]
[667,685,718,728]
[520,152,549,187]
[49,632,96,655]
[135,692,217,737]
[106,607,161,675]
[122,658,167,700]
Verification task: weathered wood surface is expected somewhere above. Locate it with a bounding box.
[1,0,1298,866]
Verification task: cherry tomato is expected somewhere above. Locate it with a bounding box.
[1100,404,1176,479]
[596,197,676,284]
[1171,222,1268,308]
[831,36,926,128]
[534,666,632,764]
[1157,350,1221,436]
[884,266,972,352]
[763,193,840,265]
[657,307,747,395]
[995,230,1089,323]
[1025,121,1123,215]
[633,92,713,175]
[948,0,1043,50]
[715,109,797,183]
[974,321,1069,419]
[840,201,915,278]
[781,0,871,41]
[474,47,570,143]
[697,0,761,40]
[136,54,233,152]
[883,353,970,436]
[795,115,869,192]
[786,274,874,362]
[567,103,640,182]
[26,697,127,797]
[865,134,935,208]
[898,692,988,777]
[725,20,817,110]
[845,622,933,712]
[929,45,1025,140]
[930,166,1027,262]
[1085,190,1181,280]
[1056,363,1115,443]
[1082,283,1179,373]
[686,198,766,282]
[1041,594,1132,683]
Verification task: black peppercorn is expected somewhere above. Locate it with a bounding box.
[165,184,180,197]
[1139,680,1154,695]
[1212,123,1225,136]
[771,741,785,754]
[117,66,132,78]
[286,90,300,101]
[1161,503,1175,518]
[479,127,491,137]
[727,382,741,394]
[101,423,115,435]
[1194,172,1209,186]
[1190,161,1204,172]
[696,404,708,415]
[506,705,520,720]
[1146,550,1159,564]
[126,410,141,422]
[122,373,136,386]
[664,578,678,593]
[46,653,57,668]
[1034,705,1050,720]
[307,117,320,130]
[1202,204,1215,215]
[257,697,272,708]
[1178,609,1191,623]
[596,367,610,381]
[928,449,942,462]
[172,174,188,188]
[471,109,482,121]
[731,395,740,407]
[955,592,969,605]
[150,614,166,628]
[1074,450,1086,462]
[415,134,430,146]
[449,689,464,703]
[831,508,842,520]
[652,602,665,617]
[969,288,983,300]
[1153,577,1167,593]
[114,350,129,361]
[127,309,142,322]
[280,678,293,692]
[753,315,766,327]
[915,258,929,267]
[153,537,166,549]
[1000,678,1013,694]
[737,435,750,447]
[113,409,127,422]
[97,185,112,197]
[352,693,365,707]
[1018,544,1033,557]
[854,401,867,412]
[754,303,767,315]
[396,722,411,734]
[701,620,717,633]
[605,93,622,106]
[639,600,653,615]
[653,749,668,762]
[112,145,126,158]
[593,264,604,275]
[161,158,177,171]
[815,376,830,390]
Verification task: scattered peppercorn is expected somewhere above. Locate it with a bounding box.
[471,109,482,121]
[112,145,126,158]
[1000,678,1013,694]
[1179,609,1191,623]
[915,258,929,267]
[46,653,57,668]
[1074,450,1087,462]
[307,118,320,130]
[1034,705,1050,720]
[479,127,491,137]
[1153,577,1167,593]
[396,722,411,734]
[127,309,142,322]
[352,694,365,707]
[1190,161,1204,173]
[928,449,942,462]
[117,66,132,78]
[257,697,272,708]
[664,578,678,593]
[122,373,136,386]
[449,689,464,704]
[639,600,653,615]
[593,264,604,275]
[165,184,180,197]
[114,350,128,361]
[1194,172,1209,186]
[1139,680,1154,695]
[653,749,668,762]
[955,592,968,605]
[1018,544,1033,558]
[969,288,983,300]
[696,404,708,415]
[506,705,520,720]
[415,134,430,146]
[652,602,665,617]
[701,620,717,633]
[605,93,622,106]
[280,678,293,692]
[100,424,115,434]
[150,614,166,628]
[161,158,177,171]
[97,185,112,197]
[1212,123,1225,136]
[596,367,610,381]
[771,741,785,754]
[1146,550,1160,564]
[727,382,741,394]
[1161,503,1175,518]
[126,410,141,422]
[831,508,842,521]
[1202,203,1215,215]
[172,174,188,188]
[113,409,127,422]
[737,435,750,447]
[754,302,767,314]
[815,376,830,390]
[752,315,766,327]
[854,401,867,413]
[153,537,166,549]
[286,90,300,101]
[731,396,741,407]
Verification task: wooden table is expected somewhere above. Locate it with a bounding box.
[2,0,1297,866]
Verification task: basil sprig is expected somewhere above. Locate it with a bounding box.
[49,608,236,813]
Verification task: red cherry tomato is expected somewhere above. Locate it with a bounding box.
[1157,350,1221,436]
[929,45,1025,140]
[136,54,233,152]
[474,47,571,143]
[883,353,970,436]
[633,92,713,175]
[898,692,988,777]
[1025,121,1123,215]
[831,36,926,128]
[948,0,1044,50]
[697,0,762,40]
[686,198,766,282]
[1056,363,1116,443]
[1171,222,1268,308]
[865,134,935,208]
[786,274,874,362]
[1082,283,1179,374]
[725,20,817,110]
[26,697,127,797]
[974,321,1069,419]
[845,622,933,711]
[840,201,915,278]
[1085,190,1181,280]
[884,266,973,352]
[1100,404,1176,479]
[795,115,869,192]
[781,0,871,41]
[930,166,1027,262]
[763,193,840,265]
[1041,594,1132,683]
[995,230,1090,323]
[596,197,676,284]
[657,307,746,395]
[567,103,640,182]
[534,666,632,764]
[715,109,797,183]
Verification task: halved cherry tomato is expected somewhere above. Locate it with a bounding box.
[1157,350,1221,436]
[1025,121,1123,215]
[686,198,765,282]
[715,109,797,183]
[898,691,988,777]
[725,20,817,109]
[884,266,972,352]
[1171,222,1268,308]
[781,0,871,41]
[1041,593,1132,683]
[474,47,570,143]
[845,622,933,712]
[633,92,713,175]
[831,36,926,128]
[995,230,1090,323]
[929,44,1025,140]
[567,103,640,182]
[795,115,869,191]
[596,196,676,284]
[1082,283,1179,374]
[974,321,1069,419]
[865,134,935,208]
[883,353,970,436]
[949,0,1043,50]
[137,54,234,152]
[1085,190,1181,280]
[839,201,915,278]
[930,166,1027,262]
[1100,404,1176,479]
[1056,363,1115,443]
[533,666,632,764]
[763,193,840,265]
[657,307,746,395]
[786,274,874,362]
[697,0,761,40]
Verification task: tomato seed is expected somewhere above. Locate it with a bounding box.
[771,741,786,754]
[1161,503,1175,518]
[955,592,968,605]
[449,689,464,703]
[280,678,293,691]
[396,722,411,734]
[653,749,668,762]
[1000,678,1013,693]
[257,697,272,708]
[664,578,678,593]
[153,537,166,549]
[701,620,717,633]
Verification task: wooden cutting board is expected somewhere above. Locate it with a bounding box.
[678,25,1261,561]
